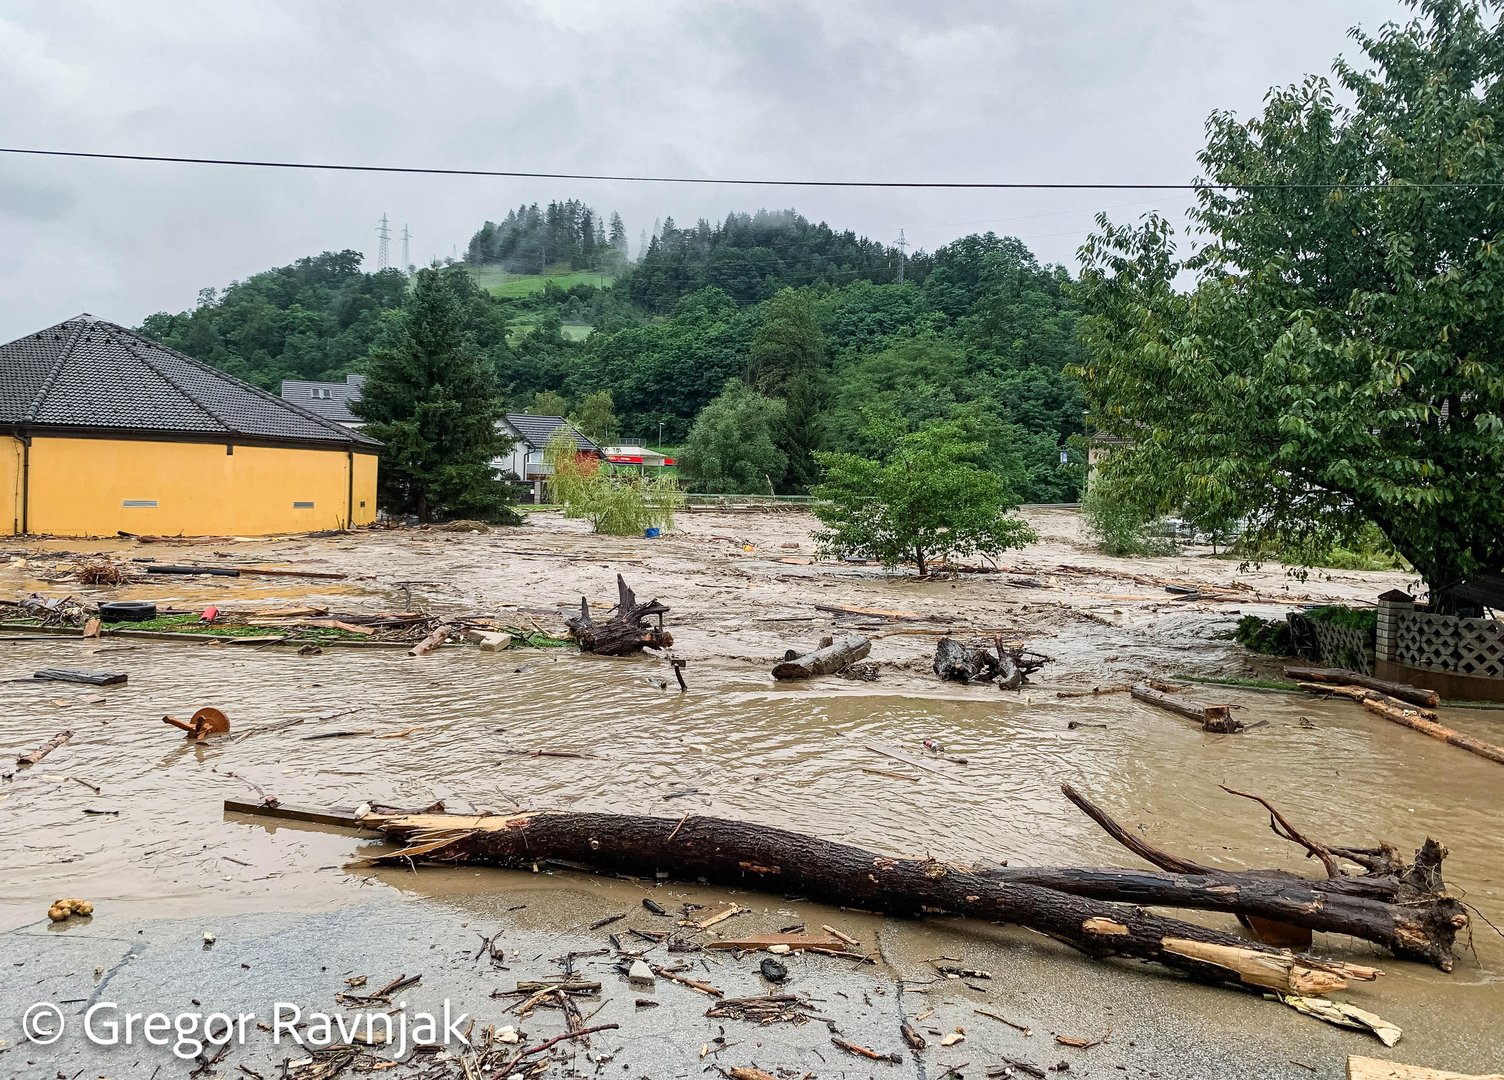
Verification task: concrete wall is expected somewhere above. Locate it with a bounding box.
[11,435,379,537]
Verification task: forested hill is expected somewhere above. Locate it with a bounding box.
[141,208,1087,501]
[624,209,921,311]
[466,199,630,273]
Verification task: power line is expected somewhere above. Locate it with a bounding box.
[2,145,1498,191]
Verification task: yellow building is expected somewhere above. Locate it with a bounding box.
[1,315,380,537]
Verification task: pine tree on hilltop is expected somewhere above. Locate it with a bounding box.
[354,266,519,524]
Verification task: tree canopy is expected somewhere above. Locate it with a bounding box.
[680,381,788,495]
[812,414,1036,576]
[1076,0,1504,597]
[353,267,518,523]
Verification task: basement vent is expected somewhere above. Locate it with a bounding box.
[122,500,158,508]
[293,501,315,509]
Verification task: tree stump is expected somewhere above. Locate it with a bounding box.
[567,575,672,655]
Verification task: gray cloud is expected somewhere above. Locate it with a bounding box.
[1,0,1400,341]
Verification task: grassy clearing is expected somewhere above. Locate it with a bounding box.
[1174,673,1302,693]
[467,264,614,298]
[101,614,371,641]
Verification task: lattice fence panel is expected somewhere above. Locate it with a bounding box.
[1310,621,1375,676]
[1396,611,1504,679]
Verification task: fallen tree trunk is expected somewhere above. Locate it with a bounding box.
[1361,696,1504,767]
[973,864,1464,968]
[1295,681,1504,766]
[567,575,672,656]
[1060,781,1463,961]
[1297,682,1437,720]
[772,635,870,680]
[1285,666,1439,709]
[1131,683,1242,733]
[362,809,1384,995]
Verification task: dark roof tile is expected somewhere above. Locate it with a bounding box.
[0,316,378,447]
[503,413,601,453]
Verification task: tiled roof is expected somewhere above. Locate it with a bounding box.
[0,316,378,447]
[280,374,366,424]
[503,413,601,453]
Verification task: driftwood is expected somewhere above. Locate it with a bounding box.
[933,636,1050,687]
[1058,783,1466,969]
[407,623,453,657]
[143,564,241,577]
[34,668,128,687]
[772,635,870,680]
[362,808,1386,995]
[1361,696,1504,766]
[17,729,73,766]
[1131,683,1242,733]
[1285,666,1439,709]
[567,575,672,655]
[1348,1056,1504,1080]
[1296,681,1504,766]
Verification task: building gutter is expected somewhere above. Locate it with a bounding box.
[346,447,355,529]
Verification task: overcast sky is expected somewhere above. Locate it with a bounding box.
[0,0,1403,342]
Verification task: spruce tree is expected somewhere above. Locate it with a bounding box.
[354,267,519,524]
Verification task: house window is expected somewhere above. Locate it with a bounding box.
[310,388,332,400]
[122,500,158,508]
[293,501,315,509]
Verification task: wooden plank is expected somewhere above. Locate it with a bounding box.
[704,933,847,952]
[222,798,372,829]
[1348,1056,1504,1080]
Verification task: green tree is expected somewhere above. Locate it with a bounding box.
[748,288,826,393]
[1077,0,1504,599]
[568,390,616,445]
[354,267,518,523]
[528,390,570,416]
[681,381,787,494]
[812,415,1036,576]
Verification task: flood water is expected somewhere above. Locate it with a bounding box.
[2,511,1502,1067]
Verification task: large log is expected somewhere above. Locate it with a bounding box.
[973,864,1464,968]
[1361,696,1504,767]
[1285,666,1439,708]
[1296,681,1504,766]
[772,635,870,680]
[1131,684,1242,733]
[1062,782,1452,905]
[363,809,1384,995]
[567,575,672,656]
[933,636,997,683]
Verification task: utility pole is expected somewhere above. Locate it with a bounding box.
[893,228,908,285]
[400,223,411,272]
[376,213,391,271]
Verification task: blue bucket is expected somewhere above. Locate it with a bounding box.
[644,527,661,539]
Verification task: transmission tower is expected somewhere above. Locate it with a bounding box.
[893,228,908,285]
[400,223,411,272]
[376,213,391,270]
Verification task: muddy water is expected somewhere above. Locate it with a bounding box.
[2,511,1502,1063]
